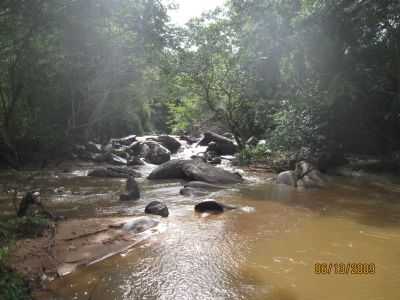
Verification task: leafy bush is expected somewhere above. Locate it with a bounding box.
[0,247,31,300]
[238,144,272,165]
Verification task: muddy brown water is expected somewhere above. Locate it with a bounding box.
[1,159,400,300]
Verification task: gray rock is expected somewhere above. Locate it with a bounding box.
[86,141,103,153]
[180,187,209,197]
[111,134,137,146]
[145,201,169,217]
[108,153,127,165]
[156,135,181,153]
[127,156,144,166]
[127,141,142,156]
[144,141,171,165]
[296,161,325,188]
[120,175,140,200]
[122,216,158,233]
[276,170,297,187]
[179,135,198,145]
[148,159,242,184]
[199,132,238,155]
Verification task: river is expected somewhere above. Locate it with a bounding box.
[1,141,400,300]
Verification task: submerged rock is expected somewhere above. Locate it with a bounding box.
[180,187,209,197]
[122,216,159,233]
[184,181,226,191]
[148,159,242,184]
[88,167,141,178]
[145,201,169,217]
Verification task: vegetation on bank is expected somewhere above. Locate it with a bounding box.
[0,216,51,300]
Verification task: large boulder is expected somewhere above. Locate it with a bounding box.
[145,201,169,217]
[148,159,242,184]
[156,135,181,153]
[144,141,171,165]
[126,141,142,156]
[199,132,238,155]
[88,167,141,178]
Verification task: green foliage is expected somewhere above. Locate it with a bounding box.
[0,245,31,300]
[0,216,50,243]
[238,144,272,165]
[0,216,43,300]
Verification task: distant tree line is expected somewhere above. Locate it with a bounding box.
[1,0,400,167]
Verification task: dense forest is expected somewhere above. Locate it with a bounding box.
[1,0,399,168]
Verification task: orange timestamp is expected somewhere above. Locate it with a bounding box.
[314,263,376,275]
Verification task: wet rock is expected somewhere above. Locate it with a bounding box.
[120,175,140,200]
[91,153,107,163]
[111,134,137,146]
[145,201,169,217]
[108,153,127,165]
[148,159,242,184]
[276,161,325,188]
[122,216,159,233]
[86,142,102,153]
[179,135,198,145]
[88,167,141,178]
[276,171,297,187]
[127,156,144,166]
[180,187,209,197]
[194,201,236,214]
[199,132,237,155]
[144,141,171,165]
[156,135,181,153]
[296,161,325,188]
[127,141,142,156]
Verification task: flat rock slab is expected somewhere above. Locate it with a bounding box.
[8,217,160,280]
